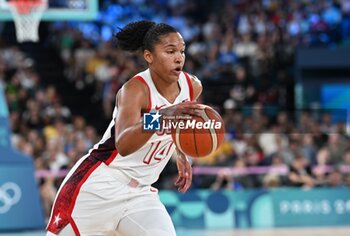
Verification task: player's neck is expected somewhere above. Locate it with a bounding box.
[150,70,180,104]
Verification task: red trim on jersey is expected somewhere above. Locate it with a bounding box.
[69,217,80,236]
[150,187,158,192]
[183,72,194,101]
[105,149,118,165]
[133,76,152,113]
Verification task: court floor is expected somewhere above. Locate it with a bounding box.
[1,227,350,236]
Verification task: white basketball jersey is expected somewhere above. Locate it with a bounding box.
[88,68,194,186]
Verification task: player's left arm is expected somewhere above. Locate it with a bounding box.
[189,73,203,101]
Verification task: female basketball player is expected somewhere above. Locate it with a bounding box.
[47,20,202,236]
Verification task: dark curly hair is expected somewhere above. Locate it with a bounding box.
[115,20,177,52]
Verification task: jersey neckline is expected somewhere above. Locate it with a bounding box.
[145,68,184,106]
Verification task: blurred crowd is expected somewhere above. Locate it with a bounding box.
[2,0,350,220]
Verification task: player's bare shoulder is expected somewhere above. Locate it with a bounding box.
[186,73,202,100]
[123,77,149,95]
[116,76,150,109]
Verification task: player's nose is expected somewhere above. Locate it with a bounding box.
[175,52,184,64]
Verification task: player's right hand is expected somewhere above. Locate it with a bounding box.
[159,101,204,117]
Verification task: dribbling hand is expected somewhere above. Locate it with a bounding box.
[175,149,192,193]
[159,101,204,117]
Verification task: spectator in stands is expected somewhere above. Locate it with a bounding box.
[263,174,281,189]
[43,138,68,171]
[288,155,316,188]
[300,134,317,165]
[229,65,256,107]
[45,101,71,123]
[327,133,347,164]
[280,140,300,166]
[316,147,331,166]
[40,177,57,221]
[326,169,344,188]
[342,149,350,165]
[211,168,243,191]
[343,174,350,187]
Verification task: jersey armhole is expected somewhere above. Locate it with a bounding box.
[132,76,152,113]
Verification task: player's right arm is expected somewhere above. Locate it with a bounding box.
[114,78,154,156]
[115,79,203,156]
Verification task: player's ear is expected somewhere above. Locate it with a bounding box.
[144,50,153,64]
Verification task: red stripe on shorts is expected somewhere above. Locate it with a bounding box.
[47,149,116,234]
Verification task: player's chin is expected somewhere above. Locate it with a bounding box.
[169,71,181,80]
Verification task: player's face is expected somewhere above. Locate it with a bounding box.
[148,32,186,82]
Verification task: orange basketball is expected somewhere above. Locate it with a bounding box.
[171,105,225,158]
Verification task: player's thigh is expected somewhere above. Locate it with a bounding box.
[117,209,176,236]
[71,168,129,234]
